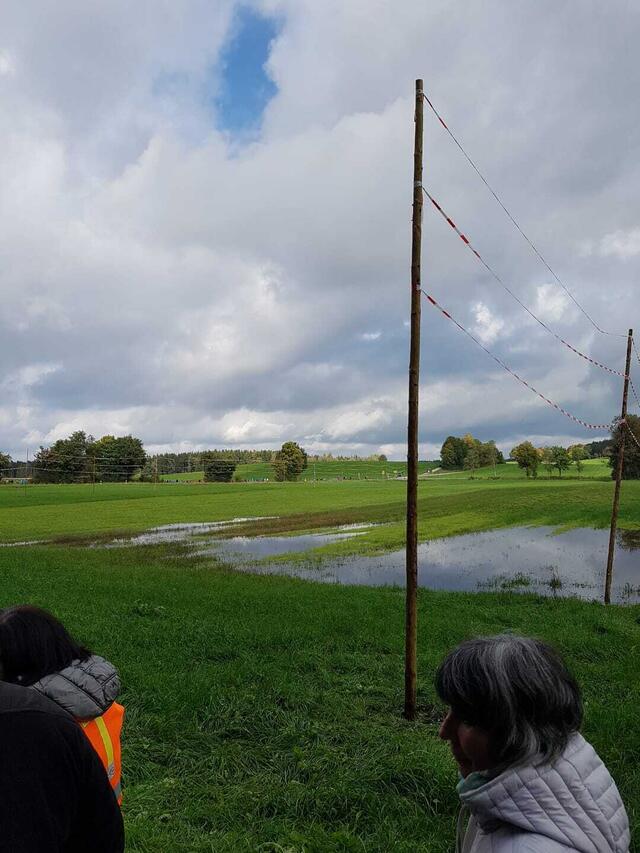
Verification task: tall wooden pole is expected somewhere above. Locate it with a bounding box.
[404,79,424,720]
[604,328,633,604]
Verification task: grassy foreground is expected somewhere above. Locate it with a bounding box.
[1,476,638,850]
[0,543,638,852]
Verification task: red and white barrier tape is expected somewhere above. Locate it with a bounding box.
[422,290,613,432]
[421,91,626,339]
[423,188,626,379]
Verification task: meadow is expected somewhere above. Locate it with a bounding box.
[0,463,635,553]
[160,457,611,483]
[1,466,638,851]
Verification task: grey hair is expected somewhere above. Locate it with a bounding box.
[435,634,582,769]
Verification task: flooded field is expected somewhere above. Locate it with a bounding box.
[99,518,279,547]
[94,520,640,603]
[213,526,640,604]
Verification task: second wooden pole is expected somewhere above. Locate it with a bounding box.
[604,328,633,604]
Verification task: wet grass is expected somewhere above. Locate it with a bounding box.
[1,477,638,547]
[0,542,637,851]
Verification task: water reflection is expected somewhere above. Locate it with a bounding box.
[213,526,639,604]
[198,530,365,558]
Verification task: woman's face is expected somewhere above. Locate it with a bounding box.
[439,708,492,778]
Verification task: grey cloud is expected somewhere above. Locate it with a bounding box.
[0,1,638,459]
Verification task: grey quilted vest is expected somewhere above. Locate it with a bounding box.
[30,655,121,720]
[457,733,630,852]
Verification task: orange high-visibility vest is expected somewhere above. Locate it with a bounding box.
[80,702,124,805]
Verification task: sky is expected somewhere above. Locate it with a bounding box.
[1,0,639,461]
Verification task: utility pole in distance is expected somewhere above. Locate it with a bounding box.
[604,328,633,604]
[404,79,424,720]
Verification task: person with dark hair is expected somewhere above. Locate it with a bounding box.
[0,605,124,804]
[0,679,124,851]
[436,634,629,852]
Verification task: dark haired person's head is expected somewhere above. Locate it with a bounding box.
[436,634,582,777]
[0,605,91,686]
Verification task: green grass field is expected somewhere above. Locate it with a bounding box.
[1,475,638,850]
[1,473,636,550]
[441,457,612,480]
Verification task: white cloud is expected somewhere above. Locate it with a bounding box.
[533,284,571,323]
[0,51,16,77]
[597,228,640,259]
[2,363,61,392]
[323,401,396,440]
[472,302,504,344]
[360,331,381,341]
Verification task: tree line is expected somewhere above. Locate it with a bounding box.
[511,415,639,479]
[439,417,640,480]
[440,434,505,473]
[0,435,310,485]
[6,416,637,485]
[26,432,146,483]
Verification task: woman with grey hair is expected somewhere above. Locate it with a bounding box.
[436,634,629,852]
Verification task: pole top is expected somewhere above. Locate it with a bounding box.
[628,328,633,336]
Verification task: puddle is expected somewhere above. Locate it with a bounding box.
[98,517,278,548]
[214,526,640,604]
[0,540,47,548]
[198,531,366,559]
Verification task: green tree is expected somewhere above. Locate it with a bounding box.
[585,439,610,458]
[570,445,588,477]
[204,459,237,482]
[608,414,640,479]
[478,440,500,469]
[33,431,92,483]
[540,447,554,479]
[463,445,481,477]
[273,442,308,481]
[440,436,467,469]
[550,446,571,478]
[0,452,11,477]
[88,435,146,482]
[510,441,539,478]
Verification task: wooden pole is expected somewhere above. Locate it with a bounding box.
[404,79,424,720]
[604,328,633,604]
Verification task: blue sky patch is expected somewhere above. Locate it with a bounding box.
[215,6,279,135]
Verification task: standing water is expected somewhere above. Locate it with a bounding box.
[211,526,640,604]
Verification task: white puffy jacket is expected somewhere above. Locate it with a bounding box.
[457,734,630,852]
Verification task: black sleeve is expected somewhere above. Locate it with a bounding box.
[0,710,123,853]
[64,721,125,853]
